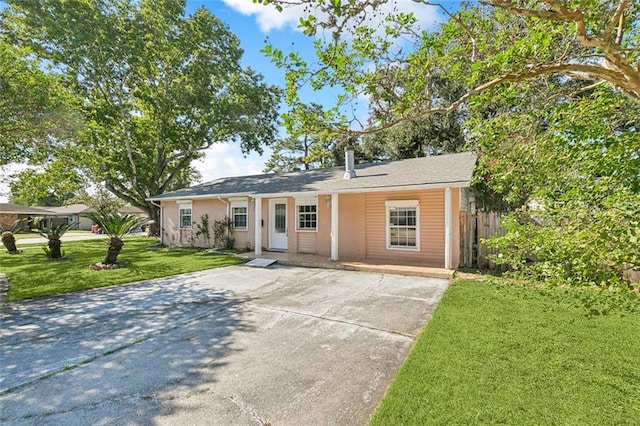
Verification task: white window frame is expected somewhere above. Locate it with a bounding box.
[295,196,318,232]
[385,200,420,251]
[230,198,248,230]
[177,201,193,229]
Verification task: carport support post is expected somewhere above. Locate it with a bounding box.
[444,187,453,269]
[254,196,262,256]
[330,193,339,261]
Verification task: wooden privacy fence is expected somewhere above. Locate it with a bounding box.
[459,211,505,268]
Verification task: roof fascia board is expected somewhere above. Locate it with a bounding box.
[147,180,470,203]
[323,181,471,195]
[147,191,255,202]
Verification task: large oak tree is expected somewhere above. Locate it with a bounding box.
[3,0,280,233]
[257,0,639,286]
[259,0,638,134]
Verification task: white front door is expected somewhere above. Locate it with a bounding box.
[270,199,288,250]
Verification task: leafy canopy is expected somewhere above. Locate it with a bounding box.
[3,0,281,232]
[0,35,81,165]
[257,0,639,135]
[9,160,84,207]
[481,87,640,287]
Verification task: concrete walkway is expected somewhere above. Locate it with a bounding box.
[239,251,455,279]
[0,265,448,425]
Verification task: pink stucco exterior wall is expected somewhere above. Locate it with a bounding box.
[316,196,332,257]
[160,187,462,268]
[161,199,228,248]
[337,193,366,259]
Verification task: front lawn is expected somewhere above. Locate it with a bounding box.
[370,280,640,425]
[1,237,244,301]
[8,230,96,240]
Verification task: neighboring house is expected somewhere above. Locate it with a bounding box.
[0,202,147,231]
[47,204,95,230]
[0,203,57,230]
[149,150,477,269]
[46,204,147,230]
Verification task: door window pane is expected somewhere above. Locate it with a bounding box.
[275,203,286,233]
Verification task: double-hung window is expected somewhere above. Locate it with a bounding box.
[178,201,192,229]
[386,200,419,250]
[296,197,317,231]
[230,199,248,229]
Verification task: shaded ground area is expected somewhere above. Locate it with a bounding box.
[0,265,448,425]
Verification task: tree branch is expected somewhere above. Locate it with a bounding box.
[488,0,640,97]
[345,63,628,136]
[104,180,140,207]
[604,0,630,45]
[414,0,478,61]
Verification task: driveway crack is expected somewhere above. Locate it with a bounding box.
[229,395,271,425]
[247,303,415,339]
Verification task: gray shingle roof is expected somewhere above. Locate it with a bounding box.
[45,204,145,215]
[46,204,93,215]
[0,203,57,215]
[149,151,477,200]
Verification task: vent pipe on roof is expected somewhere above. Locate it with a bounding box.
[344,146,356,179]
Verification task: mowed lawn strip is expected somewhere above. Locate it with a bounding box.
[1,237,244,301]
[370,280,640,426]
[11,230,97,240]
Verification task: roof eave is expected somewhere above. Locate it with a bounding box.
[147,180,472,203]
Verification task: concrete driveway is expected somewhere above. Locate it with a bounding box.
[0,265,448,425]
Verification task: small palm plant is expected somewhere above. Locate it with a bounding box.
[84,212,150,265]
[1,219,26,254]
[40,223,73,260]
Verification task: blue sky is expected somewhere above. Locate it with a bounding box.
[185,0,449,183]
[0,0,451,202]
[184,0,334,183]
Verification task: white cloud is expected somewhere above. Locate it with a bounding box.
[221,0,308,32]
[0,164,36,203]
[1,145,269,203]
[222,0,443,34]
[195,143,269,183]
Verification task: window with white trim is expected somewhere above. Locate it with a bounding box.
[178,201,192,228]
[230,199,248,229]
[386,200,419,250]
[296,197,317,231]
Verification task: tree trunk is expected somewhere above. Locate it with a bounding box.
[105,237,124,264]
[48,238,62,259]
[146,202,161,237]
[2,232,18,253]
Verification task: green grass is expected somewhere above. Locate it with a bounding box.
[10,231,45,240]
[9,230,95,240]
[0,237,244,301]
[370,280,640,426]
